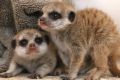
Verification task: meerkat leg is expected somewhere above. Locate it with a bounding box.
[0,48,13,73]
[85,45,111,80]
[69,54,85,80]
[0,61,23,78]
[53,65,68,76]
[28,64,53,79]
[53,51,70,76]
[61,49,86,80]
[0,57,8,73]
[53,53,66,76]
[108,46,120,76]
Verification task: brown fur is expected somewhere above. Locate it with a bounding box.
[38,2,120,80]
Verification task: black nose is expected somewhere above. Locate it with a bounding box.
[40,17,45,21]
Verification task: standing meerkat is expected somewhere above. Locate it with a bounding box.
[37,2,120,80]
[0,29,57,79]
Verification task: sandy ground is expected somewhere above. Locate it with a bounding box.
[0,74,119,80]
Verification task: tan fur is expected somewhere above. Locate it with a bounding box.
[38,2,120,80]
[0,29,57,79]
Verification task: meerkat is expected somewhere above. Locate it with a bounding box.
[36,2,120,80]
[0,29,57,79]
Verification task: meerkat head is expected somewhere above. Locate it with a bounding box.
[38,2,75,31]
[11,29,49,59]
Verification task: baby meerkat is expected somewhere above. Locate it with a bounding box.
[0,29,57,79]
[37,2,120,80]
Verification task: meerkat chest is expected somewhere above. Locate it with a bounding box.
[51,33,69,53]
[51,33,71,66]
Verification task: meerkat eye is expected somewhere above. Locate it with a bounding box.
[49,11,62,20]
[19,39,28,47]
[35,37,43,45]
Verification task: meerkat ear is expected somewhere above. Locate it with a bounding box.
[44,35,49,44]
[24,9,43,18]
[68,11,75,22]
[11,40,16,49]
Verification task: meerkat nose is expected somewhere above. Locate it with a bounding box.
[29,43,36,49]
[40,17,45,21]
[38,17,48,29]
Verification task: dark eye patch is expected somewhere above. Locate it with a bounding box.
[19,39,28,47]
[49,11,62,20]
[44,35,49,44]
[68,11,75,22]
[35,37,43,45]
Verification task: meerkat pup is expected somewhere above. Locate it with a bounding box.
[0,29,57,79]
[36,2,120,80]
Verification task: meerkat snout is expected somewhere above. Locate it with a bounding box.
[29,43,36,51]
[29,43,36,48]
[39,17,46,21]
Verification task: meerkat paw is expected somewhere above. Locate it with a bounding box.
[85,68,107,80]
[85,68,99,80]
[60,75,70,80]
[53,68,64,76]
[28,73,42,79]
[0,64,9,73]
[0,72,13,78]
[60,74,76,80]
[85,74,99,80]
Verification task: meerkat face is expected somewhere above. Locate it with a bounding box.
[38,2,75,31]
[11,29,49,59]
